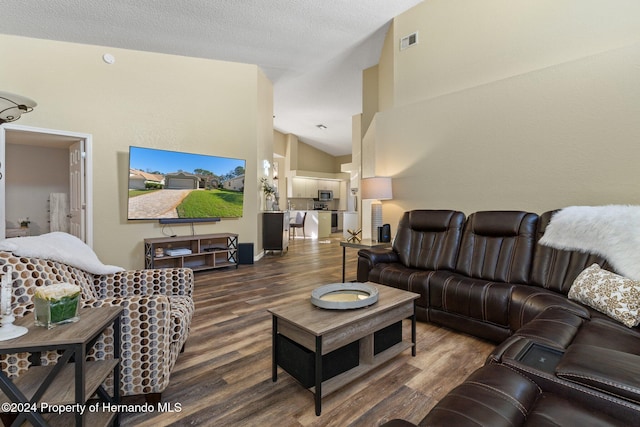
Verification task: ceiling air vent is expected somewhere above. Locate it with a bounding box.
[400,32,418,51]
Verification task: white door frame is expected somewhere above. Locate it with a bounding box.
[0,124,93,247]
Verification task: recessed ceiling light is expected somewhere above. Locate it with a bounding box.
[316,124,327,130]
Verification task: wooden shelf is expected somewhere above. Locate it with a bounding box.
[144,233,238,271]
[0,360,118,406]
[314,341,413,397]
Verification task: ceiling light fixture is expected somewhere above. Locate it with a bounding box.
[0,91,37,124]
[316,124,327,130]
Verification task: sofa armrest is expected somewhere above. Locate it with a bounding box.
[358,248,399,264]
[93,267,194,299]
[509,286,590,331]
[357,248,399,282]
[83,293,193,396]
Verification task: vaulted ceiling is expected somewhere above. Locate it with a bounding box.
[0,0,423,156]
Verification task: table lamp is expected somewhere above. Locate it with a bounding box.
[361,177,393,241]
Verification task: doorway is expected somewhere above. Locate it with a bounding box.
[0,124,93,246]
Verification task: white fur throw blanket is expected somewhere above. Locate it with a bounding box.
[539,205,640,280]
[0,232,124,275]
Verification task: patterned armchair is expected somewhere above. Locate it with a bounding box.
[0,250,194,401]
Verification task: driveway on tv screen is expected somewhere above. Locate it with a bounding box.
[128,188,244,219]
[129,189,192,218]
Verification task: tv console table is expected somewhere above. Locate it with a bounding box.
[144,233,238,271]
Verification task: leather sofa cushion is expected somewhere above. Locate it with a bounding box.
[524,394,628,426]
[556,343,640,404]
[367,263,434,309]
[572,317,640,355]
[455,211,538,284]
[509,285,590,331]
[420,364,539,427]
[385,363,630,426]
[393,210,464,271]
[429,271,512,327]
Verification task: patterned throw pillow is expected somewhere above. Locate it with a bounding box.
[569,263,640,328]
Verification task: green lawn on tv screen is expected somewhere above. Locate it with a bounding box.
[176,189,244,218]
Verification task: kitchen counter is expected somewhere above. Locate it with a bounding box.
[290,210,332,239]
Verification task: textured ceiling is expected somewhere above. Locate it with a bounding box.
[0,0,422,156]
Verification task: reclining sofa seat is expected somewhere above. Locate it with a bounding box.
[358,209,612,343]
[427,211,538,342]
[357,210,465,322]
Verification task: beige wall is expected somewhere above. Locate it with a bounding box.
[273,131,287,157]
[362,66,379,136]
[277,129,351,174]
[366,1,640,233]
[1,34,272,269]
[296,140,343,173]
[392,0,640,108]
[377,19,395,113]
[334,155,351,168]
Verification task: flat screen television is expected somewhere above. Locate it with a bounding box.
[127,146,246,223]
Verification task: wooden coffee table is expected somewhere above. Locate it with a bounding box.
[269,283,419,415]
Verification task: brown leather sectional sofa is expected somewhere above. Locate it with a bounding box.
[357,210,640,426]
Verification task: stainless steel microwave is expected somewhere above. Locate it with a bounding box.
[318,190,333,201]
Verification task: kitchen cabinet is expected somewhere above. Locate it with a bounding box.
[291,178,306,198]
[318,211,331,238]
[329,180,341,196]
[316,180,340,197]
[291,178,318,198]
[289,178,343,199]
[289,210,331,239]
[305,179,318,198]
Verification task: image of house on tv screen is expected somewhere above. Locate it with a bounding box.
[127,146,246,220]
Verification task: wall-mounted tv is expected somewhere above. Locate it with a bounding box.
[127,146,246,223]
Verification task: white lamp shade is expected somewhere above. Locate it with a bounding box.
[361,177,393,200]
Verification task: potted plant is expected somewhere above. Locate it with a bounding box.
[260,178,277,210]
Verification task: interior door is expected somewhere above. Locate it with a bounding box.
[69,140,85,240]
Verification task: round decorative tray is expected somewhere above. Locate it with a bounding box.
[310,282,379,310]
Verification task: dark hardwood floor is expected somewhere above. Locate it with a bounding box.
[120,234,495,427]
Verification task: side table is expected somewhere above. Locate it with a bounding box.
[0,306,123,427]
[339,239,391,282]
